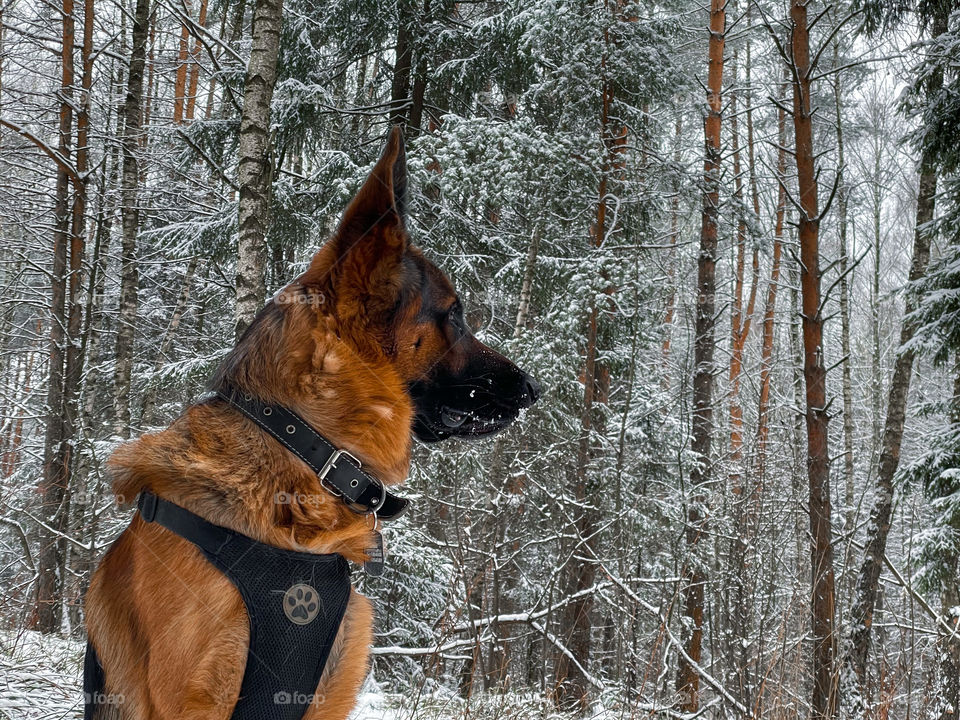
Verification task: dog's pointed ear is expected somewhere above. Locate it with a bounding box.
[301,127,408,305]
[338,126,407,237]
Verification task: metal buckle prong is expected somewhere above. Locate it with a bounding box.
[318,448,386,515]
[318,448,361,484]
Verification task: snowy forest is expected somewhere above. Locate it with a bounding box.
[1,0,960,717]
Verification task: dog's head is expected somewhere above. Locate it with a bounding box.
[291,128,539,442]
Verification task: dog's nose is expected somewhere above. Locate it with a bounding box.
[519,374,541,408]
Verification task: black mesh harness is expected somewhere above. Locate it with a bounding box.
[84,387,408,720]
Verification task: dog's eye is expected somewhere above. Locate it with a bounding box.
[448,305,468,335]
[413,336,423,350]
[445,301,464,324]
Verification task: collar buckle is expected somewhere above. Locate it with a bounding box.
[319,449,387,515]
[318,448,361,483]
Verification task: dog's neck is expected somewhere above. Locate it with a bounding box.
[281,339,414,487]
[217,298,416,484]
[110,357,412,560]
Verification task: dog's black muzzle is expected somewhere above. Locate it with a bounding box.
[410,338,540,443]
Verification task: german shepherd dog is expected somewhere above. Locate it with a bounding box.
[84,128,539,719]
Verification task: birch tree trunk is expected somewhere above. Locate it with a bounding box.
[832,42,856,539]
[676,0,723,711]
[235,0,283,338]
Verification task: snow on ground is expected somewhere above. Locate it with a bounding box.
[0,633,627,720]
[0,631,84,719]
[350,684,579,720]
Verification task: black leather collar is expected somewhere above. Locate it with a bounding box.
[216,384,409,520]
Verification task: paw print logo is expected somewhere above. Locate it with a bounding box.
[283,583,320,625]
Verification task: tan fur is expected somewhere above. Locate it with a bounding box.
[85,129,448,720]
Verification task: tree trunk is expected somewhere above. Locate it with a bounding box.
[3,350,34,477]
[832,42,856,540]
[59,0,95,629]
[840,154,935,719]
[349,54,369,137]
[185,0,209,122]
[35,0,76,633]
[660,117,682,385]
[790,3,837,716]
[840,13,942,706]
[726,42,760,710]
[789,248,806,581]
[389,2,413,127]
[755,82,787,483]
[143,11,156,132]
[235,0,283,338]
[71,99,118,618]
[727,49,759,495]
[113,0,150,438]
[173,0,192,125]
[870,146,883,472]
[0,5,5,133]
[82,68,122,430]
[676,0,723,712]
[514,226,540,339]
[203,1,229,120]
[407,0,429,134]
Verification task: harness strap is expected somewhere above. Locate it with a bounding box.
[137,492,352,720]
[137,490,233,552]
[83,641,104,720]
[216,384,409,520]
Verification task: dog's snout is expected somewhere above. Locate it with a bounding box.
[519,373,541,408]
